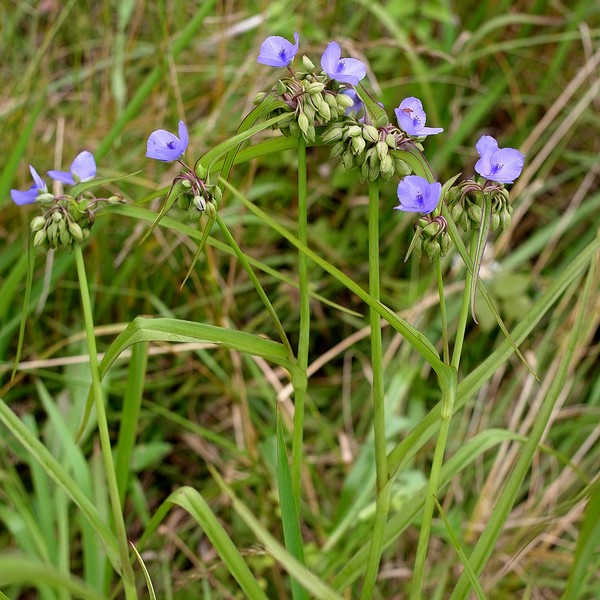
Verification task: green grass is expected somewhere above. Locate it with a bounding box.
[1,1,600,598]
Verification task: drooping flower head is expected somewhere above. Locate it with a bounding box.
[257,33,299,68]
[10,166,48,206]
[395,175,441,215]
[48,151,96,185]
[146,121,189,162]
[474,135,524,184]
[320,41,366,86]
[395,97,443,137]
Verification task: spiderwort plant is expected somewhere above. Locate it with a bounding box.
[48,150,97,185]
[474,134,525,184]
[146,120,189,163]
[395,97,443,138]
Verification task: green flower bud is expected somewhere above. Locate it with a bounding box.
[351,135,366,155]
[376,140,388,160]
[440,233,453,256]
[379,154,394,182]
[368,161,380,182]
[302,55,315,71]
[60,228,71,247]
[362,125,379,144]
[424,239,441,259]
[305,82,325,94]
[336,93,354,110]
[316,99,331,121]
[329,141,346,157]
[342,150,355,170]
[324,93,338,109]
[393,158,411,177]
[422,221,441,237]
[385,133,397,149]
[47,222,58,245]
[491,212,500,231]
[305,124,316,142]
[52,211,63,223]
[195,164,208,179]
[253,92,267,105]
[204,200,218,219]
[360,160,370,181]
[347,125,362,138]
[177,194,190,210]
[68,221,84,243]
[297,112,310,136]
[212,186,223,204]
[276,80,287,96]
[30,216,46,232]
[33,229,46,247]
[322,126,344,144]
[468,203,482,223]
[303,102,316,123]
[36,193,55,202]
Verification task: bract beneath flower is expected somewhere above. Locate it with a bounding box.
[320,41,366,86]
[395,97,443,137]
[257,33,299,68]
[395,175,441,215]
[48,151,97,185]
[474,135,524,184]
[10,165,48,206]
[146,121,189,162]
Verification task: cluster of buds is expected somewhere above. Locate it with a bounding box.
[407,215,453,260]
[170,164,222,220]
[30,193,122,252]
[446,180,513,232]
[254,57,357,143]
[323,120,413,182]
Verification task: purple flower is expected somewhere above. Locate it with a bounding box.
[474,135,524,184]
[10,166,48,206]
[48,151,96,185]
[395,175,441,215]
[257,33,299,68]
[394,97,443,137]
[320,41,366,86]
[146,121,189,162]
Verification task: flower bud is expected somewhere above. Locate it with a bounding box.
[440,233,453,256]
[385,133,397,149]
[36,193,56,202]
[380,155,394,182]
[351,136,366,155]
[193,195,206,212]
[424,239,441,259]
[362,125,379,144]
[305,82,325,94]
[376,141,388,160]
[422,221,441,237]
[347,125,362,138]
[212,186,223,204]
[468,203,482,223]
[491,212,500,231]
[297,112,310,136]
[204,200,218,219]
[342,150,355,170]
[336,93,355,110]
[324,93,338,109]
[177,194,191,210]
[195,164,208,179]
[30,216,46,232]
[33,229,46,247]
[276,80,287,96]
[68,221,84,243]
[393,158,411,177]
[316,98,331,121]
[253,92,267,105]
[321,126,344,144]
[302,55,316,71]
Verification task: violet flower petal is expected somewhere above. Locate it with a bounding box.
[47,169,76,185]
[395,175,441,214]
[70,151,96,183]
[257,33,299,68]
[475,135,499,157]
[10,185,39,206]
[475,146,525,184]
[321,41,366,85]
[395,97,443,137]
[146,122,188,162]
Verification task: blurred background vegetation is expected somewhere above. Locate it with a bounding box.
[1,0,599,597]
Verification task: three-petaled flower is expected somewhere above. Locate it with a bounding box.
[146,121,189,162]
[320,42,366,86]
[395,175,441,215]
[395,97,443,138]
[257,33,299,68]
[48,151,97,185]
[10,166,48,206]
[474,135,524,184]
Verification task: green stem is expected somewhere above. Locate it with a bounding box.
[360,181,388,599]
[435,257,450,364]
[215,215,294,358]
[410,377,457,600]
[291,136,310,506]
[74,246,137,600]
[451,234,478,370]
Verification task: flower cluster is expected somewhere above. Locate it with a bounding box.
[10,151,123,252]
[145,121,222,220]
